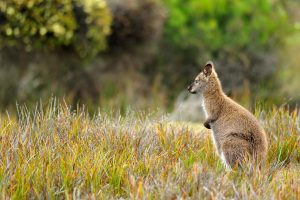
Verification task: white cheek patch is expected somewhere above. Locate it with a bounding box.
[202,101,208,118]
[200,94,208,118]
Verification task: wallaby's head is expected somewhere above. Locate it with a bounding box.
[187,61,218,94]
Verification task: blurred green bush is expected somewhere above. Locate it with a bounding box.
[160,0,292,95]
[164,0,288,53]
[0,0,111,57]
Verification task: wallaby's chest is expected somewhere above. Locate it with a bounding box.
[210,128,221,154]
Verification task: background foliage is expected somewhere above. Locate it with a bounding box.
[160,0,291,94]
[0,0,299,110]
[0,0,111,57]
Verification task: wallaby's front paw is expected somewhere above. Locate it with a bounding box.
[204,121,211,129]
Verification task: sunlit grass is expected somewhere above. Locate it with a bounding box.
[0,101,299,199]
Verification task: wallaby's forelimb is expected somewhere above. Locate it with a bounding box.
[204,118,216,129]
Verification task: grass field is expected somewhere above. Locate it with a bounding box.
[0,101,299,199]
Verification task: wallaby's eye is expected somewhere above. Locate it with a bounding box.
[195,80,199,83]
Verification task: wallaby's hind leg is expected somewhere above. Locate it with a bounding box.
[223,149,243,168]
[222,139,252,169]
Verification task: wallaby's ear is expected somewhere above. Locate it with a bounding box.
[203,61,214,77]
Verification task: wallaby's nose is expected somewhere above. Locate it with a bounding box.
[187,83,196,94]
[187,83,194,93]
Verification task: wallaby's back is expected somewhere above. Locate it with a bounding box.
[211,96,268,167]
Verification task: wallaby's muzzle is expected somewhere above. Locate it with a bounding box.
[187,83,196,94]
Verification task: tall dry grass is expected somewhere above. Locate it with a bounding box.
[0,100,299,199]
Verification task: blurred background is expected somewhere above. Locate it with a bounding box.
[0,0,299,119]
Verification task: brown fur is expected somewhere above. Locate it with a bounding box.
[187,61,268,169]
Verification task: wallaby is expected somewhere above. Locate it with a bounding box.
[187,61,268,169]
